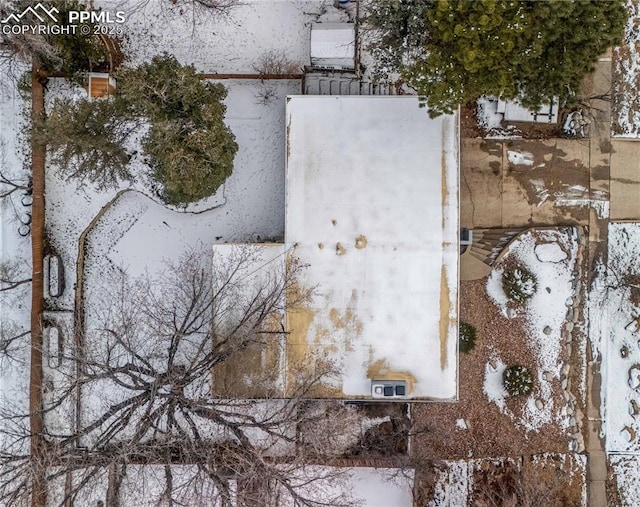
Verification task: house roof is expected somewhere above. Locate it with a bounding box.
[284,96,459,401]
[281,466,415,506]
[497,98,559,123]
[310,23,355,69]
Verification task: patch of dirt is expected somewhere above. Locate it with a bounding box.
[411,278,571,460]
[470,455,584,507]
[507,120,566,140]
[343,403,410,459]
[460,102,484,138]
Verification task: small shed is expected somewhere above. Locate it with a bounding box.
[85,72,116,99]
[310,23,355,70]
[497,98,559,124]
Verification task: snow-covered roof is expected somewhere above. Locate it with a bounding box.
[497,98,559,123]
[310,23,355,69]
[284,96,459,401]
[281,466,415,506]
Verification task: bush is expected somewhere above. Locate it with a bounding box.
[503,365,534,397]
[502,266,537,302]
[252,49,299,76]
[459,321,476,354]
[143,119,237,205]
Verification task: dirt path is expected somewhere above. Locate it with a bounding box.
[29,65,47,507]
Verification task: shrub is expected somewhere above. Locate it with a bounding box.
[143,119,237,206]
[459,321,476,354]
[40,55,238,206]
[503,365,534,397]
[252,49,299,76]
[502,266,537,302]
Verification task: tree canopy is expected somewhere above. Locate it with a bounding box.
[40,98,135,190]
[0,247,360,506]
[366,0,627,116]
[41,55,238,205]
[116,55,238,205]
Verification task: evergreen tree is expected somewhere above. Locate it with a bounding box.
[40,98,136,190]
[40,0,109,78]
[41,55,238,205]
[143,117,236,206]
[116,55,238,205]
[367,0,627,117]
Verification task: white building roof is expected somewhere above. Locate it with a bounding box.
[281,467,415,506]
[497,97,559,123]
[285,96,459,401]
[310,23,355,69]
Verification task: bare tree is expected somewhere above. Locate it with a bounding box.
[0,170,31,203]
[121,0,241,24]
[0,4,59,80]
[168,0,241,16]
[0,321,29,369]
[0,246,361,506]
[0,257,31,368]
[252,49,300,76]
[471,456,582,507]
[0,258,32,294]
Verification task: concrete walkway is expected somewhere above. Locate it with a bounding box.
[584,55,613,507]
[610,139,640,220]
[460,137,593,229]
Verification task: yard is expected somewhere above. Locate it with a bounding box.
[612,0,640,137]
[413,227,588,504]
[2,0,638,504]
[588,222,640,502]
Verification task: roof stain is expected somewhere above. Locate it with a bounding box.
[439,265,451,371]
[366,359,416,395]
[355,235,367,249]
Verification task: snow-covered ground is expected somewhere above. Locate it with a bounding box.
[599,223,640,453]
[589,223,640,503]
[108,0,329,73]
[486,229,580,433]
[0,63,32,433]
[427,455,586,506]
[611,454,640,505]
[476,96,521,139]
[612,0,640,138]
[428,460,472,506]
[80,79,296,280]
[282,466,414,507]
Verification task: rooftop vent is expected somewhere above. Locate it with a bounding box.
[371,380,408,399]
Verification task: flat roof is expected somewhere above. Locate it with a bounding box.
[310,23,355,68]
[284,96,459,400]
